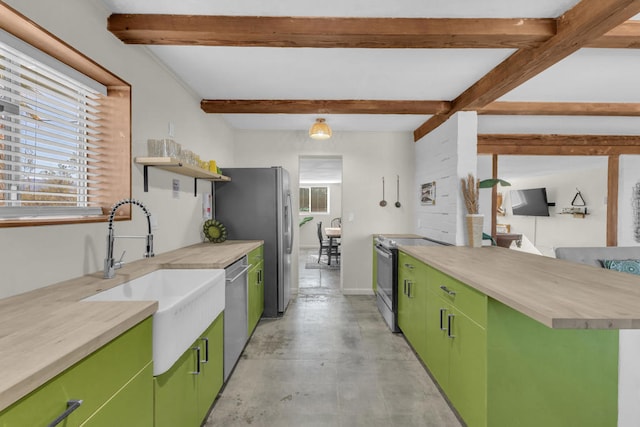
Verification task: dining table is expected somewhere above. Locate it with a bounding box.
[324,227,341,265]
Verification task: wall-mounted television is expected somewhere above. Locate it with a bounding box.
[510,187,550,217]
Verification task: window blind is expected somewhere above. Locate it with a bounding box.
[0,35,106,218]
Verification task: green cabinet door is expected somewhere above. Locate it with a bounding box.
[424,289,450,389]
[447,307,486,427]
[248,246,264,335]
[196,314,224,422]
[397,252,428,362]
[397,253,414,341]
[81,363,154,427]
[248,261,264,335]
[257,261,264,320]
[248,263,259,335]
[154,313,224,427]
[425,293,487,427]
[154,341,200,427]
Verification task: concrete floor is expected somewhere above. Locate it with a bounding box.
[205,249,462,426]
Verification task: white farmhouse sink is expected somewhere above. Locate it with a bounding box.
[83,269,225,375]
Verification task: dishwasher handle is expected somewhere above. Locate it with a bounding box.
[225,264,251,282]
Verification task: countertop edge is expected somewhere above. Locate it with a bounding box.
[399,245,640,330]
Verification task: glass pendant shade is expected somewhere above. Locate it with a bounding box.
[309,118,332,140]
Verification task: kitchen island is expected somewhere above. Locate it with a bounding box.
[0,240,262,415]
[398,245,640,427]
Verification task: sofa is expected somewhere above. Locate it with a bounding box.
[554,246,640,270]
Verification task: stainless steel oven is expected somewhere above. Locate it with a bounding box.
[375,243,397,331]
[375,236,448,332]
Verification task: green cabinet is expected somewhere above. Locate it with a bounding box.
[247,245,264,335]
[0,317,153,427]
[400,251,619,427]
[154,313,224,427]
[397,252,428,361]
[424,267,487,427]
[196,313,224,423]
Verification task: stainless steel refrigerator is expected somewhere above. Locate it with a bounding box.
[215,167,293,317]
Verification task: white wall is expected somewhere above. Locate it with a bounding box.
[233,129,415,294]
[414,112,478,245]
[298,183,342,249]
[619,155,640,247]
[0,0,235,299]
[501,166,608,256]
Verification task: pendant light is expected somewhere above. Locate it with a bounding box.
[309,118,332,140]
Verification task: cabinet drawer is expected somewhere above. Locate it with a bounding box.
[398,252,421,278]
[0,317,152,427]
[248,245,264,266]
[428,267,487,327]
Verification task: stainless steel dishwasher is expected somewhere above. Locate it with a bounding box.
[224,255,250,381]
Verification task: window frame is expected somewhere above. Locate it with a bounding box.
[0,3,131,227]
[299,185,330,214]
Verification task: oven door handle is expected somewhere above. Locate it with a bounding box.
[375,246,393,260]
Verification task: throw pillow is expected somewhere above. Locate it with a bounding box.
[600,259,640,276]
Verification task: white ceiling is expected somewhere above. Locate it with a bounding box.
[101,0,581,19]
[100,0,640,135]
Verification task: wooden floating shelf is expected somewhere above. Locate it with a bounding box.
[135,157,231,196]
[135,157,231,181]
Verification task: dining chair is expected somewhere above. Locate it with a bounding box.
[316,221,340,264]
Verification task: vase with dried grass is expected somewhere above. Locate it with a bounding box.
[461,174,483,247]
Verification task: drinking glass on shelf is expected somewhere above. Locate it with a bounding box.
[164,139,181,159]
[147,139,159,157]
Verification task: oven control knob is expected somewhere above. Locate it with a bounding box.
[389,240,396,247]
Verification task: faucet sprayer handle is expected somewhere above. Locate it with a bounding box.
[114,251,126,270]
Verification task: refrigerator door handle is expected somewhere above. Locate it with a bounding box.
[286,191,294,254]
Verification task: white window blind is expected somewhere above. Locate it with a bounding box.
[0,33,107,218]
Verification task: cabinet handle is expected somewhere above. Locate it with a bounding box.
[201,337,209,363]
[192,346,201,375]
[447,314,455,339]
[403,279,407,296]
[47,399,83,427]
[440,285,456,296]
[404,263,414,269]
[439,308,447,331]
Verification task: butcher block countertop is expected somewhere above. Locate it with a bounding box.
[400,245,640,330]
[0,240,262,412]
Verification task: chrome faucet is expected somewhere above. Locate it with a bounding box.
[104,198,154,279]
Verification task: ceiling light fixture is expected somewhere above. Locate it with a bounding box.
[309,118,332,140]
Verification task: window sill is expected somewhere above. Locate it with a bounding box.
[0,214,130,228]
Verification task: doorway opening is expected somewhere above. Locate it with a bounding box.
[297,155,343,294]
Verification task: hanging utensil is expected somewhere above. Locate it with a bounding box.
[395,175,401,208]
[380,177,387,207]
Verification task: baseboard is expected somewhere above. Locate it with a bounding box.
[342,288,376,296]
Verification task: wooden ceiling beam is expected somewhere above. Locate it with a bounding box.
[200,99,450,115]
[414,0,640,141]
[477,134,640,155]
[478,101,640,116]
[108,15,556,49]
[588,20,640,48]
